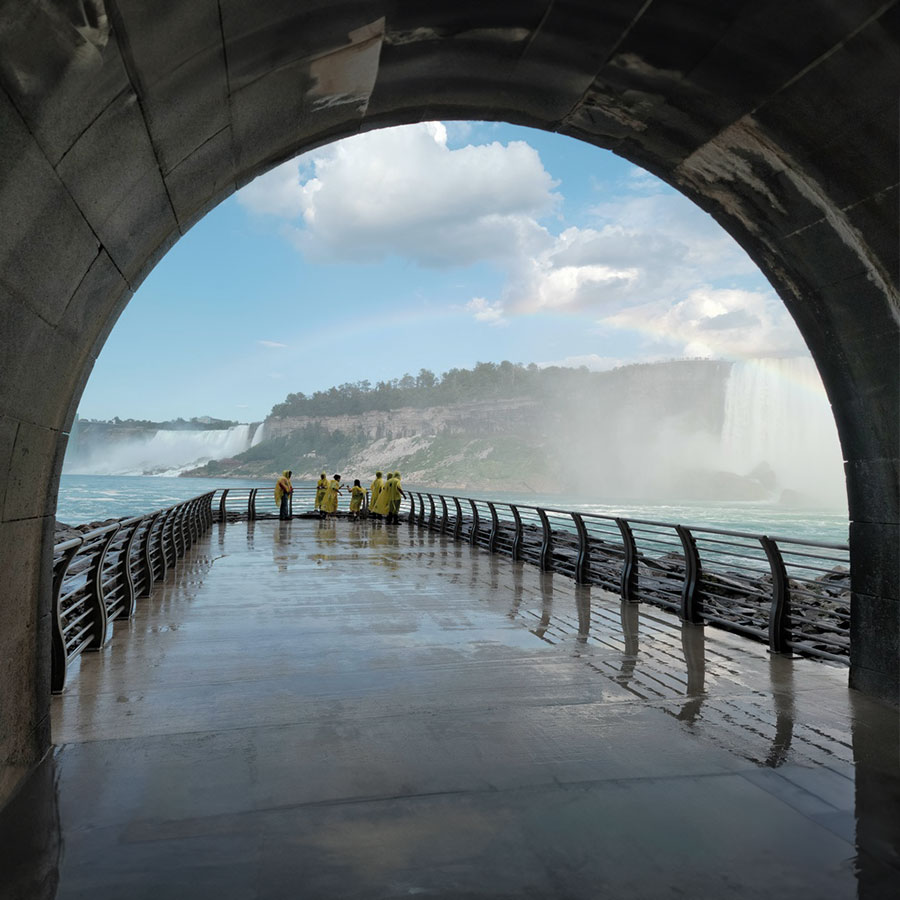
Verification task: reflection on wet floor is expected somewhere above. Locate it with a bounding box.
[1,519,898,899]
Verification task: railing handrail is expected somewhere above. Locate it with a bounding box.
[372,490,849,553]
[51,491,216,693]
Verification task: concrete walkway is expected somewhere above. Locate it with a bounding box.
[2,519,898,898]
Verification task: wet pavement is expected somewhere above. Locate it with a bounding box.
[1,519,898,899]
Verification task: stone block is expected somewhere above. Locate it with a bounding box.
[0,517,51,807]
[0,288,92,430]
[112,0,230,174]
[221,0,369,89]
[780,217,872,293]
[0,416,17,515]
[839,183,900,288]
[688,1,887,117]
[850,591,900,705]
[845,458,900,525]
[58,251,132,358]
[850,521,900,602]
[55,92,178,284]
[0,90,98,325]
[754,10,900,212]
[140,46,232,175]
[2,422,60,522]
[165,129,236,230]
[0,16,130,167]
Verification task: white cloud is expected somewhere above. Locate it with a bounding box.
[238,122,805,359]
[257,340,288,348]
[238,122,559,267]
[466,297,506,325]
[600,287,805,359]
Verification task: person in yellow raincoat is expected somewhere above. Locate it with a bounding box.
[371,471,393,517]
[323,474,342,515]
[274,470,293,520]
[386,471,405,524]
[315,472,328,517]
[349,479,365,520]
[368,471,384,518]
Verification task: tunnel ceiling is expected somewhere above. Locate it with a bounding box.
[0,2,897,452]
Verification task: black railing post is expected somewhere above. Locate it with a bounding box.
[140,511,161,596]
[487,502,500,553]
[510,505,523,561]
[676,525,703,624]
[439,495,449,533]
[156,510,169,579]
[87,527,118,650]
[187,499,199,544]
[119,521,140,619]
[218,489,229,524]
[537,508,553,571]
[50,540,82,693]
[452,497,463,540]
[616,517,639,602]
[248,489,258,521]
[572,513,590,585]
[165,507,178,567]
[417,493,426,527]
[406,491,416,523]
[178,503,189,554]
[760,536,792,653]
[468,499,480,546]
[427,494,436,529]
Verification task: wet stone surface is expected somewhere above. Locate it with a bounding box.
[2,519,898,898]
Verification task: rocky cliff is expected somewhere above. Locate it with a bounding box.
[186,360,759,499]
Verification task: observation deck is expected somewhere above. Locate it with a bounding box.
[2,508,898,898]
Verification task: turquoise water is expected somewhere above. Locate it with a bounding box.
[58,474,849,545]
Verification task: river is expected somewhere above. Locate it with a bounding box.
[57,474,849,545]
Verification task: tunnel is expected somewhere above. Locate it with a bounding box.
[0,0,897,808]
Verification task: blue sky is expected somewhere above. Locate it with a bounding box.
[77,121,804,423]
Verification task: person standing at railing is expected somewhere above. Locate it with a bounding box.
[315,472,328,516]
[386,472,405,524]
[349,480,365,520]
[372,471,393,518]
[368,471,384,519]
[323,474,343,516]
[275,470,293,520]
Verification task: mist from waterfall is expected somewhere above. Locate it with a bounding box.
[720,358,845,507]
[64,423,262,476]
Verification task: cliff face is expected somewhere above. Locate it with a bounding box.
[266,397,539,441]
[187,360,745,499]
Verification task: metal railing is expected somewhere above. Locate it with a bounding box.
[51,492,215,692]
[207,484,851,662]
[401,490,851,663]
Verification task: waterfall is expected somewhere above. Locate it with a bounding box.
[250,422,266,447]
[720,358,845,505]
[64,424,258,476]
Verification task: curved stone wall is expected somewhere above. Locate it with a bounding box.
[0,1,897,805]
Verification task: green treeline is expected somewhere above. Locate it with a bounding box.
[270,360,636,418]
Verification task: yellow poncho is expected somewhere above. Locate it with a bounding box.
[369,474,384,510]
[349,485,365,512]
[372,473,393,515]
[315,473,328,510]
[274,471,292,506]
[323,478,341,513]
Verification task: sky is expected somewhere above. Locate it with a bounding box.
[76,121,810,423]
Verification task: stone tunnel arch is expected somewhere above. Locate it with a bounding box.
[0,2,897,806]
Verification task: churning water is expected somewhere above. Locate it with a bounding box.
[57,474,849,545]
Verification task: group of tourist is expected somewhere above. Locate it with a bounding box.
[274,470,405,523]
